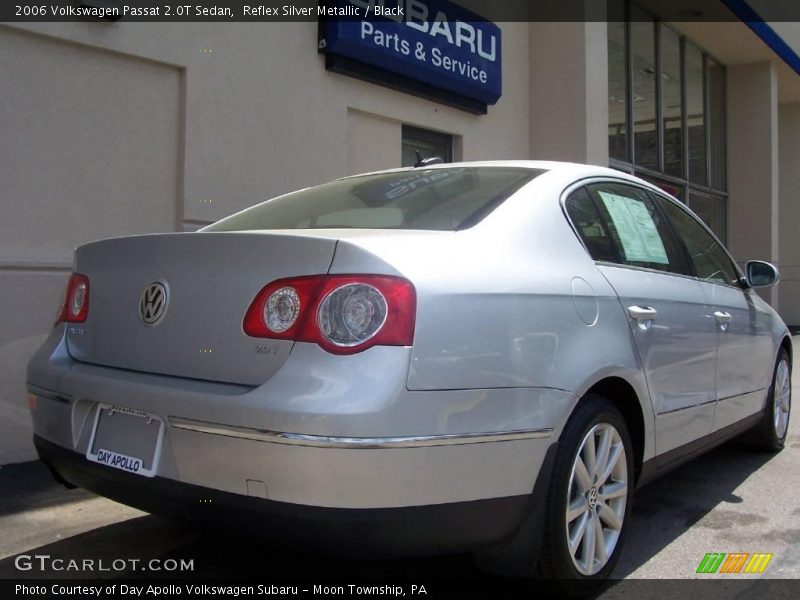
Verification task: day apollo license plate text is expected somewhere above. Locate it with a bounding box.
[86,403,164,478]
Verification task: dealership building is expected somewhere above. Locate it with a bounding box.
[2,0,800,463]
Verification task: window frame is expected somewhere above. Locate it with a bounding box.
[401,125,453,167]
[585,181,693,276]
[562,177,692,279]
[608,1,728,243]
[561,177,744,290]
[563,186,624,264]
[646,188,745,290]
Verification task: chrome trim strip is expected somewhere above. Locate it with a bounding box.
[168,417,553,449]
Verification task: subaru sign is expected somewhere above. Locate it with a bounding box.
[319,0,502,113]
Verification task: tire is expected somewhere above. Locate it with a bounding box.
[534,395,634,598]
[749,348,792,452]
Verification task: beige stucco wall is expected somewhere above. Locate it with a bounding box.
[528,21,609,166]
[778,103,800,326]
[2,21,532,223]
[0,25,183,464]
[346,110,403,175]
[0,21,531,463]
[726,61,780,307]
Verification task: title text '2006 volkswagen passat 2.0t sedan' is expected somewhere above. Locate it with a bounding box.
[28,161,791,596]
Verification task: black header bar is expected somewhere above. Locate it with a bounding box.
[4,0,800,23]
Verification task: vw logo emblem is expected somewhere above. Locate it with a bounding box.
[587,487,598,510]
[139,282,168,326]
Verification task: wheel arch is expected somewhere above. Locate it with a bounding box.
[580,376,648,484]
[476,374,649,578]
[780,335,793,365]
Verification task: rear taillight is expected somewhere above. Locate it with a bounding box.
[243,275,416,354]
[55,273,90,325]
[243,276,325,341]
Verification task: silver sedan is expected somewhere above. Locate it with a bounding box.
[27,161,791,596]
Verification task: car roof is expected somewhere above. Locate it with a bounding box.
[338,159,635,181]
[336,160,675,202]
[338,160,601,177]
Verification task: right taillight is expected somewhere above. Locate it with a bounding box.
[243,275,416,355]
[55,273,90,325]
[318,283,387,348]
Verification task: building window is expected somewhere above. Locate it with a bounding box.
[607,0,728,242]
[661,25,683,179]
[401,126,453,167]
[608,20,628,162]
[686,43,707,187]
[630,5,658,172]
[707,58,727,191]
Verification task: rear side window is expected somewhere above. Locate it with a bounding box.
[654,195,741,286]
[204,167,545,232]
[575,183,689,275]
[564,188,619,263]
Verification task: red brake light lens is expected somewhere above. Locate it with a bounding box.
[55,273,90,325]
[243,275,416,354]
[243,276,325,340]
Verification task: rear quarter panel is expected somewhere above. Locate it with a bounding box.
[330,170,655,458]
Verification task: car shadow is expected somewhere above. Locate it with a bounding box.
[0,440,781,583]
[0,461,95,517]
[610,438,776,578]
[0,511,482,580]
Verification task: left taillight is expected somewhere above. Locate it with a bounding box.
[243,274,416,355]
[55,273,90,325]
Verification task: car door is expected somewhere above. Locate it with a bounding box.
[568,182,717,454]
[654,195,776,430]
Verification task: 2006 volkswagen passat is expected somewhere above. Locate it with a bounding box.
[28,161,791,595]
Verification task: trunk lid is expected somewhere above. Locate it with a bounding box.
[68,232,337,386]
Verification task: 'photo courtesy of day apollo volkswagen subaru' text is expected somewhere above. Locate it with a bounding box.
[27,161,792,597]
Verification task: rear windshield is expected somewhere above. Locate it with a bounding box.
[203,167,545,232]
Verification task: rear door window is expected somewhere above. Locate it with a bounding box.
[582,182,690,275]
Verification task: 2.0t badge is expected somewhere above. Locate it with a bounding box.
[139,282,168,326]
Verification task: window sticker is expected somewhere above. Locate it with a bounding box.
[597,191,669,264]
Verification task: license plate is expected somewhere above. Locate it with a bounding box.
[86,404,164,478]
[92,449,145,474]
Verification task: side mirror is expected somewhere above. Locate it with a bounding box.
[745,260,780,288]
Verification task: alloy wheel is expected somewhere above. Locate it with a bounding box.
[774,358,791,439]
[565,422,628,576]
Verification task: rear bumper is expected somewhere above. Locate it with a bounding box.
[27,330,573,509]
[35,435,533,557]
[27,328,571,557]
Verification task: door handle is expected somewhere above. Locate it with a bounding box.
[628,305,658,321]
[714,311,732,324]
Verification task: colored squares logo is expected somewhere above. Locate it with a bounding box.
[697,552,773,574]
